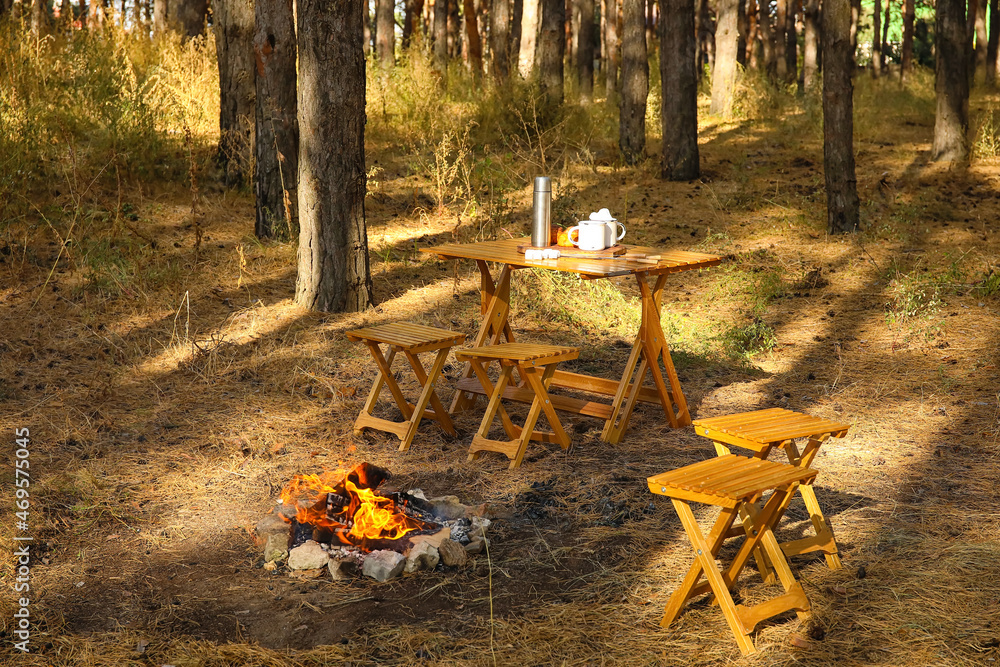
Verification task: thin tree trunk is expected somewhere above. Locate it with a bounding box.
[747,0,760,68]
[434,0,449,71]
[901,0,915,79]
[172,0,207,37]
[30,0,45,34]
[849,0,859,55]
[975,0,987,80]
[519,0,540,77]
[403,0,424,47]
[605,0,619,93]
[987,0,999,86]
[578,0,595,99]
[537,0,566,103]
[645,0,654,53]
[254,0,298,239]
[447,0,460,57]
[296,0,374,312]
[214,0,255,187]
[620,0,647,161]
[759,0,776,76]
[512,0,523,56]
[822,0,859,233]
[932,0,969,161]
[710,0,740,115]
[659,0,699,179]
[697,0,712,79]
[966,0,978,83]
[775,0,788,80]
[803,0,820,90]
[376,0,395,66]
[364,0,372,55]
[463,0,483,75]
[736,0,747,66]
[870,0,881,76]
[784,0,797,82]
[491,0,512,82]
[881,0,890,72]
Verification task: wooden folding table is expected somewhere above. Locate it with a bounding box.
[421,238,720,443]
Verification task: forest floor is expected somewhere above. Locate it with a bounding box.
[2,73,1000,666]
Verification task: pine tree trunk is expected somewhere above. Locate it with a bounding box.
[463,0,483,75]
[659,0,699,179]
[736,0,747,66]
[214,0,255,187]
[696,0,712,79]
[872,0,882,76]
[491,0,511,82]
[710,0,739,116]
[578,0,595,100]
[403,0,424,47]
[975,0,987,80]
[30,0,45,34]
[784,0,797,82]
[254,0,298,240]
[172,0,207,37]
[512,0,523,55]
[619,0,647,161]
[849,0,860,53]
[932,0,969,161]
[881,0,890,72]
[775,0,788,80]
[987,0,999,86]
[803,0,819,90]
[376,0,395,66]
[747,0,761,68]
[604,0,619,94]
[518,0,540,77]
[296,0,374,313]
[900,0,914,79]
[537,0,566,103]
[434,0,449,71]
[364,0,372,55]
[822,0,859,233]
[759,0,776,76]
[447,0,460,57]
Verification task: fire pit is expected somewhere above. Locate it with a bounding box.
[255,463,490,582]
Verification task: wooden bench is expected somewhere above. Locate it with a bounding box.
[454,343,578,469]
[692,408,850,573]
[648,455,817,656]
[346,323,465,451]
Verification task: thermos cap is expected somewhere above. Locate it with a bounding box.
[534,176,551,192]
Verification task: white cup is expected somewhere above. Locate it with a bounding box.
[566,220,607,251]
[604,220,626,247]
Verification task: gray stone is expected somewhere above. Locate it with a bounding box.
[428,495,467,521]
[264,533,289,563]
[287,540,330,570]
[328,557,360,581]
[438,538,468,567]
[404,541,440,573]
[256,512,291,546]
[464,537,486,554]
[362,550,406,582]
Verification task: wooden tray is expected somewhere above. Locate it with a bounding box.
[516,243,628,258]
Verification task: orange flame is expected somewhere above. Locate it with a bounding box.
[278,466,429,547]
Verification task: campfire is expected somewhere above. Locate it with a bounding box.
[256,463,490,581]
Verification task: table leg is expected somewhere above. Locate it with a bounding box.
[450,262,516,414]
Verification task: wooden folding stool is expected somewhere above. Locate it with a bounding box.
[648,455,818,655]
[692,408,850,572]
[346,323,465,451]
[454,343,577,469]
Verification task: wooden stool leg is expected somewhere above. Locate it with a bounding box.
[467,359,519,440]
[355,345,399,434]
[670,499,758,656]
[468,363,519,462]
[521,363,571,451]
[396,347,455,451]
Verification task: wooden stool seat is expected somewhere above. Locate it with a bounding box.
[346,323,465,451]
[692,408,850,572]
[454,343,578,468]
[649,455,819,656]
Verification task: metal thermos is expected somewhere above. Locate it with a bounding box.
[531,177,552,247]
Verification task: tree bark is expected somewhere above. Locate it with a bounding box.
[518,0,540,77]
[376,0,396,66]
[659,0,699,179]
[932,0,969,161]
[296,0,374,313]
[30,0,46,34]
[447,0,460,57]
[880,0,890,72]
[900,0,914,80]
[696,0,713,80]
[975,0,987,80]
[775,0,788,80]
[710,0,739,115]
[511,0,523,55]
[254,0,298,239]
[605,0,620,95]
[214,0,256,187]
[746,0,760,69]
[736,0,747,66]
[849,0,859,53]
[434,0,449,71]
[173,0,207,37]
[802,0,819,90]
[402,0,424,47]
[491,0,512,82]
[364,0,372,55]
[822,0,859,233]
[537,0,566,103]
[577,0,595,99]
[619,0,647,161]
[987,0,999,86]
[758,0,776,76]
[463,0,483,75]
[784,0,797,82]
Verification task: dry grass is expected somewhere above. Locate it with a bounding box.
[3,24,1000,665]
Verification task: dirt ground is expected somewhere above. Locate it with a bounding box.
[2,80,1000,666]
